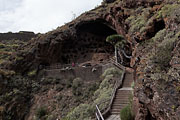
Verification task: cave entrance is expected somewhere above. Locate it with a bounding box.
[61,19,117,64]
[76,20,117,36]
[146,19,165,39]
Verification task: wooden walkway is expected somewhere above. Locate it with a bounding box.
[106,72,134,120]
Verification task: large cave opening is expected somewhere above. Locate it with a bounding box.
[76,20,116,36]
[60,20,117,64]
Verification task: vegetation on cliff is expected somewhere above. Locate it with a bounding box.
[0,0,180,119]
[64,67,122,120]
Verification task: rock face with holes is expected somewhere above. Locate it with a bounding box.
[1,0,180,119]
[130,1,180,119]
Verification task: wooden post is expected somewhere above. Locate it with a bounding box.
[115,46,118,63]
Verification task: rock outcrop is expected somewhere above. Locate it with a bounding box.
[1,0,180,119]
[0,31,37,42]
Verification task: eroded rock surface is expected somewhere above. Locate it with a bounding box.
[1,0,180,119]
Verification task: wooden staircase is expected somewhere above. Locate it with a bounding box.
[95,58,134,120]
[106,72,134,120]
[111,89,132,114]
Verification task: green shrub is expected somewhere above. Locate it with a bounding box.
[120,104,133,120]
[35,106,48,119]
[28,69,37,77]
[72,78,83,96]
[46,115,56,120]
[65,104,92,120]
[0,43,5,48]
[131,82,134,89]
[65,78,73,88]
[83,83,99,99]
[152,29,166,43]
[152,38,175,70]
[106,34,125,47]
[102,67,122,78]
[156,4,179,19]
[64,67,123,119]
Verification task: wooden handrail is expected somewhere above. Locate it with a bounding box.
[102,69,125,117]
[95,59,126,119]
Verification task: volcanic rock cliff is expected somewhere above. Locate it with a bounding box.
[1,0,180,119]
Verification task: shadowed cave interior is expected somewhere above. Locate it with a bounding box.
[60,20,117,64]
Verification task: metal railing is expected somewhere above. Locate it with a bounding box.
[96,105,105,120]
[95,59,126,120]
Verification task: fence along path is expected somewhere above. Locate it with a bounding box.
[95,58,134,120]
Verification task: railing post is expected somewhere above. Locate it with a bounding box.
[96,105,104,120]
[96,113,100,120]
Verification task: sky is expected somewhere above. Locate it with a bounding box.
[0,0,102,33]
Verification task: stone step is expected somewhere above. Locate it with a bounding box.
[113,98,129,101]
[116,92,131,94]
[111,109,122,112]
[112,103,128,105]
[114,97,129,100]
[115,95,130,97]
[123,85,132,87]
[113,101,129,104]
[114,96,129,99]
[111,111,121,115]
[123,81,133,84]
[112,106,127,109]
[112,103,128,106]
[115,94,131,97]
[116,90,131,92]
[111,109,123,114]
[123,83,132,85]
[117,89,132,91]
[106,115,121,120]
[116,92,131,95]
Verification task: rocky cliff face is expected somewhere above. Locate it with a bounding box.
[1,0,180,119]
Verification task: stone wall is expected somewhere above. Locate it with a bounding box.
[43,63,114,82]
[44,65,102,82]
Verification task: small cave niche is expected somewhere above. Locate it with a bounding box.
[146,19,165,39]
[146,109,156,120]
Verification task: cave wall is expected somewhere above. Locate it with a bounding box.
[60,32,114,64]
[47,20,117,64]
